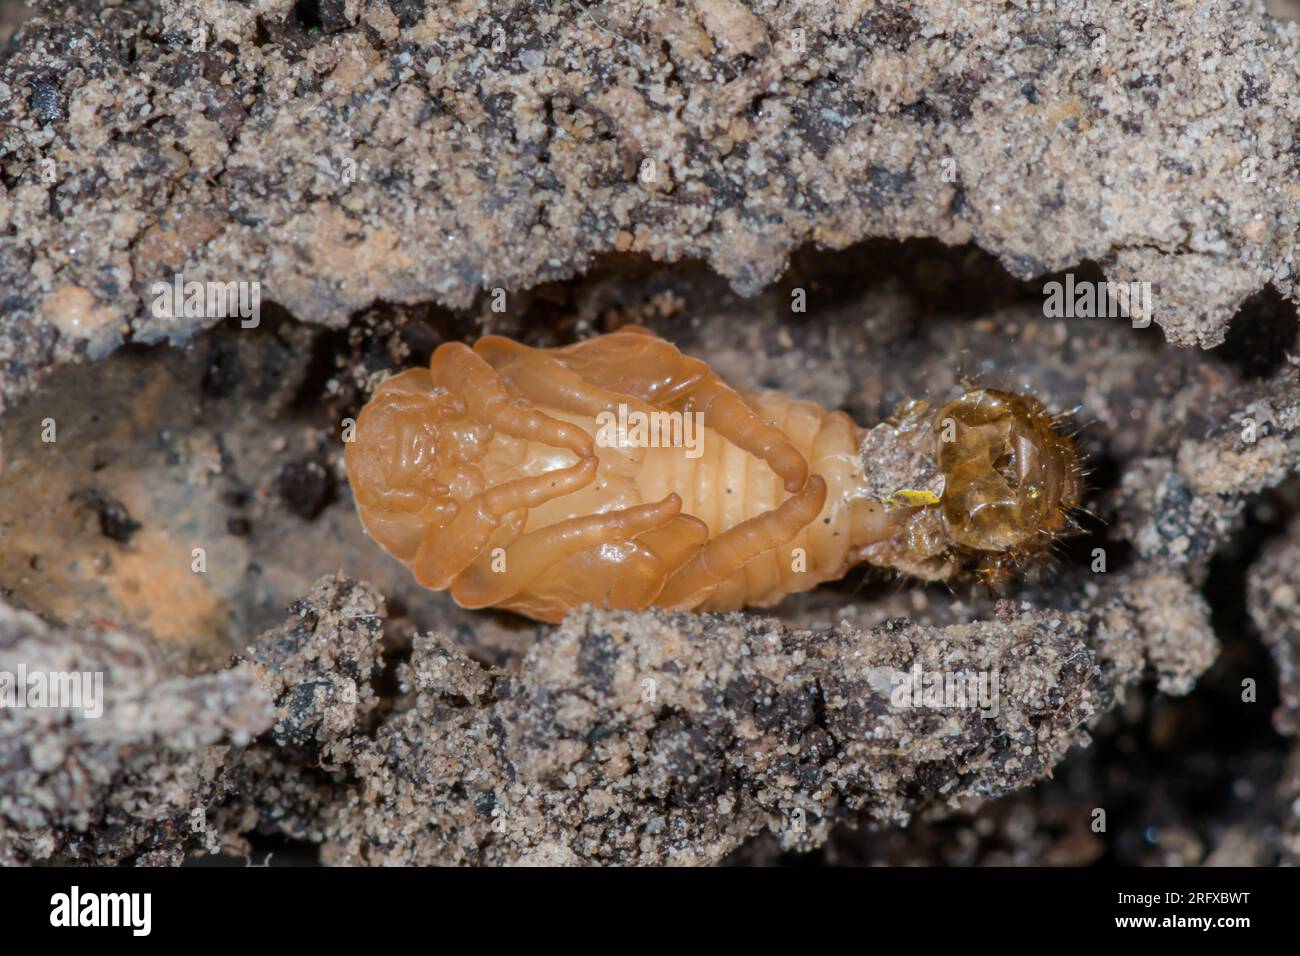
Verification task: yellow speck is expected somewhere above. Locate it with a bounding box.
[888,489,941,507]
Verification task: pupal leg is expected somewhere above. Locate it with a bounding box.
[634,514,711,575]
[552,328,809,491]
[474,335,662,421]
[411,343,597,590]
[501,514,710,623]
[450,494,685,609]
[431,341,595,456]
[655,475,827,610]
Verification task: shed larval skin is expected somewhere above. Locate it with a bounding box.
[344,326,1081,622]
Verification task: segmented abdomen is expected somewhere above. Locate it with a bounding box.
[633,393,863,610]
[484,395,861,610]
